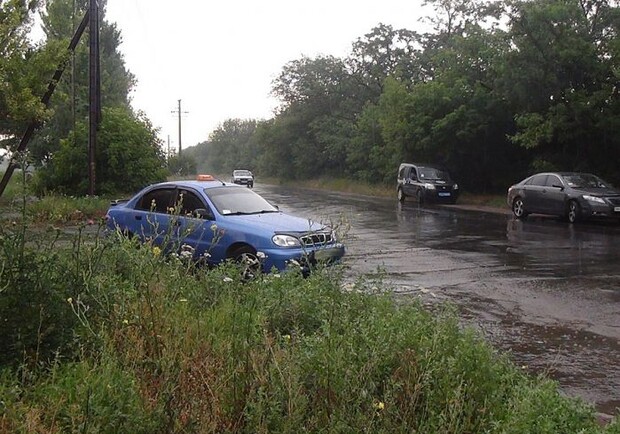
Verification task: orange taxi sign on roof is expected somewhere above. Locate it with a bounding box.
[196,174,215,181]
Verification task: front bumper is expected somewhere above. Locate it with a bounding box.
[261,243,345,274]
[581,200,620,220]
[233,178,253,185]
[425,189,459,202]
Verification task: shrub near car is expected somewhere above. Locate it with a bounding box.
[105,175,345,275]
[397,163,459,204]
[507,172,620,223]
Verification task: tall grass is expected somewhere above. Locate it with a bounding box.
[25,194,110,223]
[0,200,618,432]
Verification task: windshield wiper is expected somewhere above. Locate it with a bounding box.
[226,209,278,216]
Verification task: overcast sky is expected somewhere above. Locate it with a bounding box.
[104,0,432,153]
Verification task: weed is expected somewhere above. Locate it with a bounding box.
[0,193,617,432]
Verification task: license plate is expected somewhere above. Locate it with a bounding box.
[438,192,451,197]
[615,207,620,212]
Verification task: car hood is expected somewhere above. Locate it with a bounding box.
[423,179,453,185]
[223,212,326,233]
[572,187,620,197]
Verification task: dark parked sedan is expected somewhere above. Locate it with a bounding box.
[507,172,620,223]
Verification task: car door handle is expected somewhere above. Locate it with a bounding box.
[134,215,142,221]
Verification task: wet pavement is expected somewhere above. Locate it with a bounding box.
[254,183,620,417]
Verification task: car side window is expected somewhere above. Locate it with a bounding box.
[528,174,548,186]
[546,175,562,187]
[137,188,175,213]
[398,166,406,179]
[177,189,209,217]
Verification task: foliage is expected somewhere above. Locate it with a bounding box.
[26,193,109,222]
[185,119,259,176]
[167,153,197,177]
[0,0,59,146]
[34,106,167,195]
[0,196,618,432]
[28,0,136,165]
[186,0,620,192]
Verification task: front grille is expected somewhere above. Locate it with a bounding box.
[606,197,620,206]
[300,231,333,246]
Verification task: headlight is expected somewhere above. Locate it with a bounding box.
[272,234,301,247]
[582,195,605,204]
[424,183,436,190]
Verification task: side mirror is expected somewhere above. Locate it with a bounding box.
[194,208,213,220]
[552,184,564,190]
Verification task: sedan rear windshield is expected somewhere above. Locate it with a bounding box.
[205,186,277,215]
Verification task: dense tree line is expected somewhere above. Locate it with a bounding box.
[188,0,620,193]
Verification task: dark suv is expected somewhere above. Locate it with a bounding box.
[397,163,459,204]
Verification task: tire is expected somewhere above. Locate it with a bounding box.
[397,188,405,202]
[567,200,580,224]
[231,246,261,280]
[512,197,527,219]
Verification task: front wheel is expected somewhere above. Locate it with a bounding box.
[231,246,261,280]
[567,200,581,223]
[397,188,405,202]
[512,197,527,219]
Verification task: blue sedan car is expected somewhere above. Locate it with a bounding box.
[105,176,345,276]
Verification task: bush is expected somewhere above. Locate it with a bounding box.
[0,205,617,432]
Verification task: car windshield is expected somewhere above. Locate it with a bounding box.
[233,170,252,176]
[205,186,277,215]
[419,167,449,180]
[562,174,609,189]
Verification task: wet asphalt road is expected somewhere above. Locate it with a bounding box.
[254,183,620,416]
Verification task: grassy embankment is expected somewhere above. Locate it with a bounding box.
[0,172,617,432]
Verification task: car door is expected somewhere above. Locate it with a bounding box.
[543,174,567,216]
[175,188,217,260]
[133,187,176,246]
[403,166,418,198]
[523,174,548,213]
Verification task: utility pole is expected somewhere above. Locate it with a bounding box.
[171,99,188,157]
[88,0,100,196]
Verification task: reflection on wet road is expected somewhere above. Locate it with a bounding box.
[255,184,620,416]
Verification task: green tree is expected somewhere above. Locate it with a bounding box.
[167,153,197,177]
[0,0,59,148]
[36,107,166,195]
[503,0,620,182]
[29,0,135,164]
[270,55,360,179]
[193,119,259,175]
